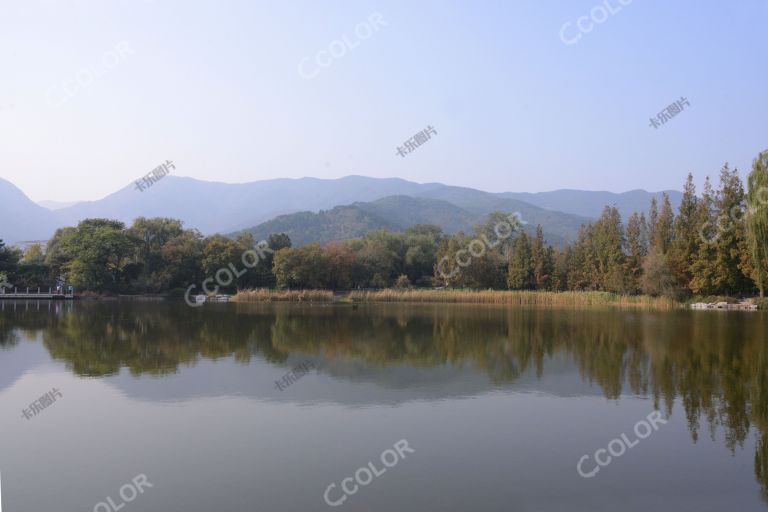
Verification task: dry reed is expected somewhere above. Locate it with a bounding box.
[347,289,678,309]
[234,289,334,302]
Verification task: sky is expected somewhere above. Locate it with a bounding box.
[0,0,766,203]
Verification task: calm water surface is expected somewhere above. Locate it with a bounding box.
[1,300,767,511]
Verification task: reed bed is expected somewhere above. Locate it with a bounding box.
[234,288,679,309]
[234,288,334,302]
[347,289,679,309]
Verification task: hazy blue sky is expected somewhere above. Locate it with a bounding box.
[1,0,766,202]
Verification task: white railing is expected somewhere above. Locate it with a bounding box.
[0,286,74,298]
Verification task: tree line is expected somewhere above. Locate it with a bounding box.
[1,151,766,299]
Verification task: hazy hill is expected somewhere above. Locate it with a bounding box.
[358,195,478,233]
[0,178,60,243]
[235,196,478,246]
[234,195,582,246]
[38,200,80,210]
[412,185,589,244]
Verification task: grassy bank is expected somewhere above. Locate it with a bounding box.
[234,288,679,309]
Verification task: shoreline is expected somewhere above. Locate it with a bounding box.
[25,289,762,311]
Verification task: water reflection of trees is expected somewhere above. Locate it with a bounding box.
[2,302,768,495]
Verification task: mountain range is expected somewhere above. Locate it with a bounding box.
[0,175,681,247]
[233,194,588,247]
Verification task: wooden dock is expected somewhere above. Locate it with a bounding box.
[0,287,74,300]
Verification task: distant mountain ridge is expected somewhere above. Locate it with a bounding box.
[0,175,681,245]
[51,175,447,234]
[499,189,683,222]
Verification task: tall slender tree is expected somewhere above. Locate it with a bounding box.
[653,193,675,254]
[670,174,699,288]
[625,212,648,293]
[551,246,572,291]
[594,206,626,292]
[648,197,659,248]
[690,177,718,294]
[711,164,752,295]
[531,225,553,290]
[507,231,534,290]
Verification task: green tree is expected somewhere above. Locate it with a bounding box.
[653,193,674,254]
[670,174,699,289]
[475,211,521,258]
[625,212,648,294]
[273,244,330,289]
[61,219,137,291]
[594,206,627,292]
[267,233,292,252]
[566,207,627,292]
[128,217,185,291]
[434,233,469,287]
[690,177,718,295]
[45,227,77,279]
[201,235,242,277]
[648,197,659,248]
[551,246,573,292]
[711,164,752,295]
[21,243,45,265]
[161,228,205,289]
[355,230,406,287]
[248,233,292,288]
[531,225,553,290]
[568,224,598,290]
[465,248,507,289]
[403,225,442,285]
[0,239,21,280]
[641,247,677,297]
[746,150,768,297]
[15,243,50,288]
[507,231,534,290]
[324,241,356,290]
[200,234,263,291]
[462,213,519,289]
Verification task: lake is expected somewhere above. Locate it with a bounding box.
[1,300,767,511]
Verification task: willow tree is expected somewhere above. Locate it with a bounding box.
[747,150,768,297]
